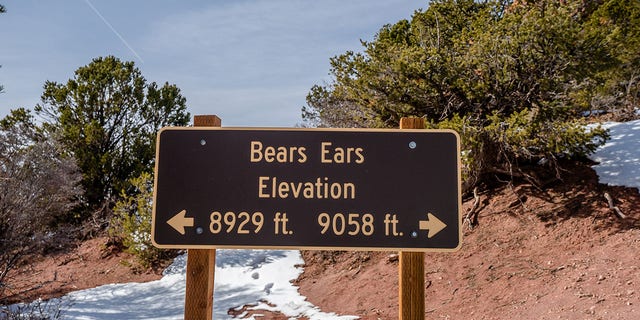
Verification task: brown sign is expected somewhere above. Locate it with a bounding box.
[151,128,461,251]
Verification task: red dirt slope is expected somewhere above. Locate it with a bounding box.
[297,164,639,319]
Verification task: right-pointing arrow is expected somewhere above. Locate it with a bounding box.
[167,210,194,235]
[418,213,447,238]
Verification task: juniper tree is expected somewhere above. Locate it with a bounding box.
[303,0,621,192]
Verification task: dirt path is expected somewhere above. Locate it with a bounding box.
[2,237,162,305]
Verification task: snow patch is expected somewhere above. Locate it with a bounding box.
[20,250,357,319]
[589,120,640,191]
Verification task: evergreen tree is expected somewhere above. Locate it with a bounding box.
[36,56,190,219]
[303,0,620,192]
[584,0,640,119]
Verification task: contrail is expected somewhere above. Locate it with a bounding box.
[83,0,144,63]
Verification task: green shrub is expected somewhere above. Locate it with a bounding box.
[433,108,609,192]
[303,0,620,193]
[110,172,173,269]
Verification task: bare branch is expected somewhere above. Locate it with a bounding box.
[604,192,626,219]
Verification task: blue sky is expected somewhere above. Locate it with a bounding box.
[0,0,424,127]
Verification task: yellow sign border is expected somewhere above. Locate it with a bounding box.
[151,127,463,252]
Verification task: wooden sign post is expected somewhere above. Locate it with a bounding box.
[151,115,460,319]
[184,115,220,319]
[399,117,426,320]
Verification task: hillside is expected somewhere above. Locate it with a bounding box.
[3,120,639,319]
[297,163,639,319]
[6,163,638,319]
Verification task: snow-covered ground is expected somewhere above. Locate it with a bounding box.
[589,120,640,190]
[16,250,357,320]
[10,120,639,319]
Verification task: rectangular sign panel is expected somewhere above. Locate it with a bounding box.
[152,128,461,251]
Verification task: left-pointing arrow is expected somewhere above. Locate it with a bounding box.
[167,210,194,235]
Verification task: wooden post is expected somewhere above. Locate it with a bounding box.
[184,115,221,319]
[399,117,426,320]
